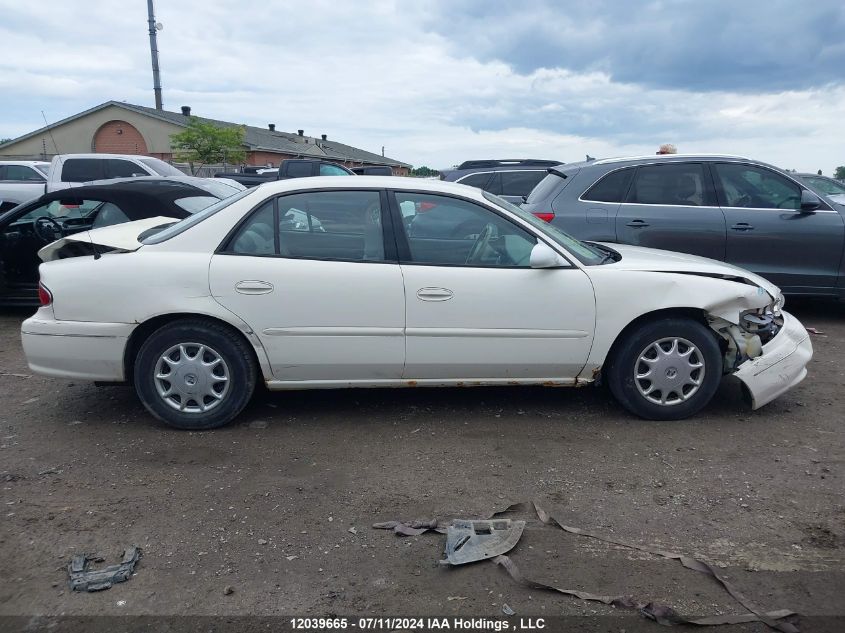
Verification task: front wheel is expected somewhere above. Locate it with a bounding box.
[606,318,722,420]
[134,319,257,430]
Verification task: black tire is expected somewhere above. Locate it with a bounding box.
[606,317,722,421]
[133,319,257,430]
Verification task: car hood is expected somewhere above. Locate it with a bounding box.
[38,216,177,262]
[594,242,781,300]
[827,193,845,206]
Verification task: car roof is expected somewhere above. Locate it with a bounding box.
[0,160,50,166]
[52,153,159,160]
[553,154,799,174]
[41,178,207,201]
[253,175,490,198]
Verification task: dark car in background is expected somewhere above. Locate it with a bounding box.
[440,159,562,204]
[351,165,393,176]
[796,173,845,206]
[520,154,843,297]
[215,159,354,187]
[0,178,241,305]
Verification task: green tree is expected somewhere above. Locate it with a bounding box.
[835,166,845,180]
[410,165,440,177]
[170,117,246,174]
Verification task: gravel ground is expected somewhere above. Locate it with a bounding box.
[0,300,843,632]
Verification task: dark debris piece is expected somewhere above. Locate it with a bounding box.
[68,546,142,592]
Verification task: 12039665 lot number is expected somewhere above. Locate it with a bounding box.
[290,617,545,630]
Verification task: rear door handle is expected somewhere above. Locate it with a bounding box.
[235,280,274,295]
[416,287,454,302]
[731,223,754,231]
[626,219,650,228]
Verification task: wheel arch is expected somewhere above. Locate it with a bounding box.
[123,312,270,384]
[599,307,724,380]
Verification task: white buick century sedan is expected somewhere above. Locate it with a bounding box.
[22,177,812,429]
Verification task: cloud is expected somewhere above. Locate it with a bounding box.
[0,0,843,173]
[425,0,845,93]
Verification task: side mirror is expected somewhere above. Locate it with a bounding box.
[530,241,565,268]
[800,189,822,212]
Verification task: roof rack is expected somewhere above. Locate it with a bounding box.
[456,159,562,170]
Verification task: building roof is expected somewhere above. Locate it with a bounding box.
[0,101,411,168]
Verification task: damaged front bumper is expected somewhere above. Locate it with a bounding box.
[732,310,812,409]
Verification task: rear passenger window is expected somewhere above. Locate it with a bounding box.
[582,168,634,202]
[629,163,708,206]
[458,173,492,189]
[227,191,386,262]
[107,159,147,178]
[500,171,546,197]
[61,159,105,182]
[229,201,275,255]
[285,161,312,178]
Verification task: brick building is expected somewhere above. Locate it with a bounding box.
[0,101,411,175]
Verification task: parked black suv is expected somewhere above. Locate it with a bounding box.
[440,159,562,204]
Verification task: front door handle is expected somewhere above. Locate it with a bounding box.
[235,280,274,295]
[626,219,650,228]
[416,287,454,302]
[731,223,754,231]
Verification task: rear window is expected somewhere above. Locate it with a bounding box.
[141,187,254,244]
[524,169,577,204]
[319,163,351,176]
[581,168,634,202]
[174,196,220,213]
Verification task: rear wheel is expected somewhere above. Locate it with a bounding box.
[606,318,722,420]
[134,319,257,430]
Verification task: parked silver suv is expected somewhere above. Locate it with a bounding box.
[520,154,841,297]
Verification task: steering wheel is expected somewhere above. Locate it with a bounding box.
[33,216,65,242]
[465,222,496,264]
[733,194,752,208]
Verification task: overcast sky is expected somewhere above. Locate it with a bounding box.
[1,0,843,172]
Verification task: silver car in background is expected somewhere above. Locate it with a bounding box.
[521,154,842,297]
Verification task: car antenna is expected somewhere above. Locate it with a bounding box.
[40,110,62,155]
[86,230,102,260]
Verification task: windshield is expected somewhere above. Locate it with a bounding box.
[141,187,254,244]
[34,163,50,177]
[800,175,845,196]
[482,191,604,265]
[139,158,185,177]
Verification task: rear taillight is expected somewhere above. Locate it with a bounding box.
[533,212,555,222]
[38,282,52,307]
[418,201,438,212]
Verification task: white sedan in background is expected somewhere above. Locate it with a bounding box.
[22,177,812,429]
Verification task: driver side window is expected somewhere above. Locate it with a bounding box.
[394,192,536,267]
[714,163,801,210]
